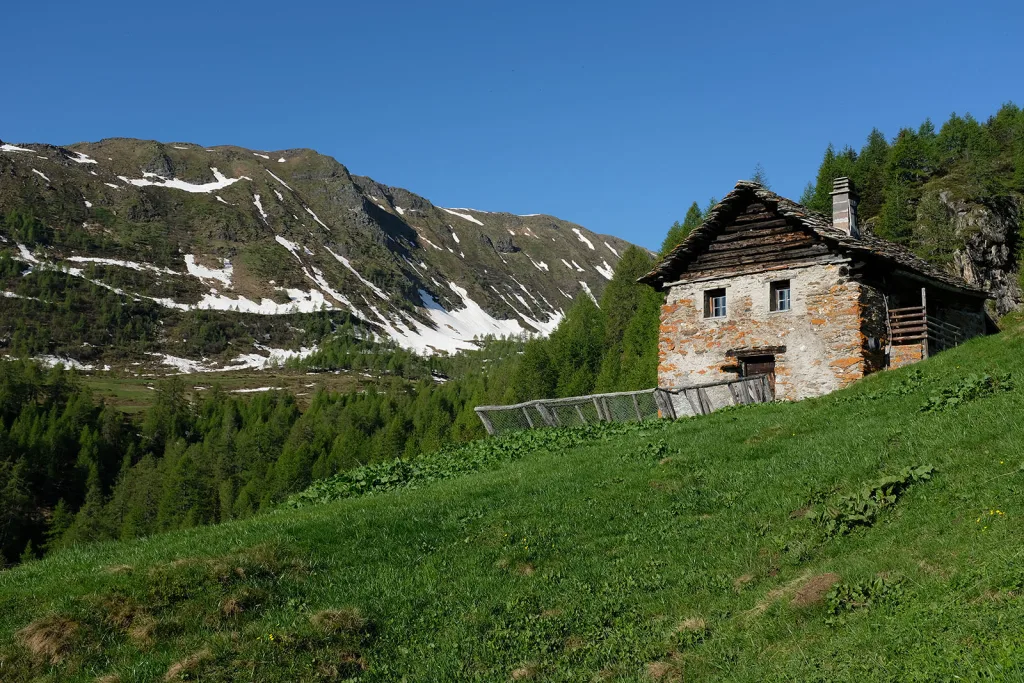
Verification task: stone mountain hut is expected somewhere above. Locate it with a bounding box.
[639,178,990,401]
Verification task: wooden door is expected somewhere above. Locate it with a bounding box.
[742,355,776,394]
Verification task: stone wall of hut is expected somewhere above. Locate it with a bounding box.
[657,263,869,401]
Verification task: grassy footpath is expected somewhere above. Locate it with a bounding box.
[3,329,1024,681]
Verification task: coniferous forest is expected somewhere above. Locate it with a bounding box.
[2,103,1024,567]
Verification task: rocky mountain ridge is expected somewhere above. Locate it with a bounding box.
[0,137,637,371]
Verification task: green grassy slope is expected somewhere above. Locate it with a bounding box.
[4,330,1024,681]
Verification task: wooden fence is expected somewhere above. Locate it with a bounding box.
[474,375,773,436]
[888,305,962,355]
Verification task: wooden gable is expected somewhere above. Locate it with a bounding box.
[675,201,832,281]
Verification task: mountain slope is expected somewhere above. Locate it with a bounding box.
[2,327,1023,680]
[0,138,635,368]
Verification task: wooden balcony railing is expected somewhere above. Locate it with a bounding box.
[888,305,962,353]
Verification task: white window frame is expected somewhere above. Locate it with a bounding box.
[770,280,791,313]
[704,288,727,319]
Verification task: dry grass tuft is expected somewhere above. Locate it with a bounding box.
[163,647,212,681]
[676,617,706,632]
[563,635,585,652]
[733,574,754,592]
[220,596,243,617]
[510,662,538,679]
[127,615,158,648]
[744,572,811,619]
[103,564,134,575]
[516,563,535,576]
[310,608,366,635]
[646,661,672,680]
[788,505,811,519]
[790,573,841,608]
[16,615,79,665]
[96,675,121,683]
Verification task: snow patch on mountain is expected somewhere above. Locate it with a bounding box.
[35,355,94,371]
[595,260,614,280]
[67,256,178,275]
[372,282,557,355]
[266,169,292,191]
[572,228,595,250]
[184,255,233,287]
[32,169,50,183]
[305,207,330,231]
[275,235,301,259]
[253,194,268,220]
[325,247,388,300]
[440,208,484,226]
[604,242,620,257]
[527,255,549,272]
[118,167,248,193]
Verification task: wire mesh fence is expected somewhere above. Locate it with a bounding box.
[475,375,773,436]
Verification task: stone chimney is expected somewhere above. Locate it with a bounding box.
[830,177,860,238]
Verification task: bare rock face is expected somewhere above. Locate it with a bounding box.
[944,191,1022,317]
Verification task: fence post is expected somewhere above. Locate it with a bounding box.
[476,409,496,436]
[655,389,677,420]
[535,402,557,427]
[697,388,712,414]
[592,397,606,422]
[631,393,643,421]
[521,406,535,428]
[575,404,588,424]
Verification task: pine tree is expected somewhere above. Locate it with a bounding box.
[876,129,930,244]
[509,339,555,402]
[852,128,890,219]
[751,162,771,188]
[19,539,35,563]
[659,202,704,256]
[45,498,74,551]
[546,295,606,398]
[0,458,31,564]
[595,247,661,392]
[809,144,858,214]
[798,182,815,206]
[61,465,110,545]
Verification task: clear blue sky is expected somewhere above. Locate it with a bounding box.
[2,0,1021,250]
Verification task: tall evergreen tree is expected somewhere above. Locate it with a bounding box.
[546,295,606,398]
[808,144,858,214]
[751,163,771,188]
[659,202,703,256]
[595,247,662,392]
[852,128,890,219]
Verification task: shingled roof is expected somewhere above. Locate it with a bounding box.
[639,180,988,298]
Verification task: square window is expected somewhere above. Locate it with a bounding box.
[704,288,726,318]
[770,280,791,312]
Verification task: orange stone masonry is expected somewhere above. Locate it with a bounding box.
[658,263,871,401]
